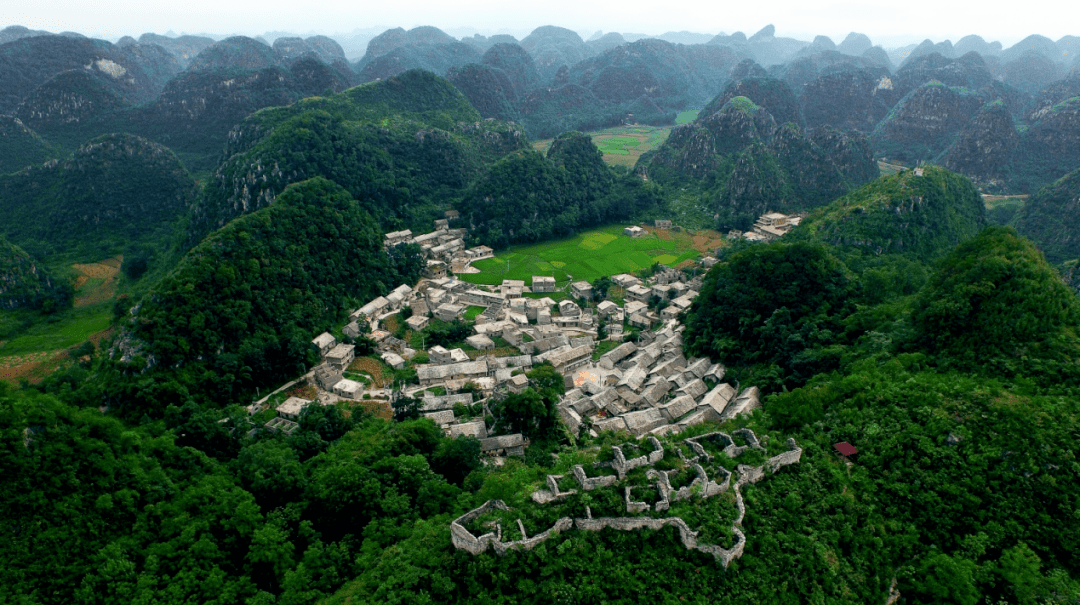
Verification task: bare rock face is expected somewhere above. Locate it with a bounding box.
[943,101,1019,187]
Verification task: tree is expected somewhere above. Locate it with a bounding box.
[432,436,482,485]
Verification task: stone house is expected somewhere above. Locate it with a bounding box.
[381,351,406,369]
[465,334,495,350]
[333,379,363,400]
[276,397,310,421]
[626,284,652,303]
[544,345,593,374]
[597,300,620,317]
[313,364,343,390]
[357,296,390,320]
[325,344,355,370]
[383,230,413,247]
[508,374,529,394]
[417,360,490,386]
[406,315,430,331]
[479,434,526,456]
[424,260,447,280]
[558,299,581,317]
[429,345,453,364]
[312,332,336,355]
[532,276,555,292]
[612,273,641,288]
[342,321,362,340]
[655,219,672,229]
[435,303,465,322]
[570,281,593,300]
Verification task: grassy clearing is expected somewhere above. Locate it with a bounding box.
[463,305,486,321]
[532,124,674,168]
[457,225,701,287]
[0,305,112,357]
[675,110,700,125]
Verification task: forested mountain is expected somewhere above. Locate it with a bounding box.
[789,166,987,261]
[0,115,57,174]
[187,69,526,247]
[0,34,175,113]
[458,131,662,246]
[0,133,197,266]
[104,177,423,414]
[1013,166,1080,263]
[0,235,70,310]
[645,84,877,229]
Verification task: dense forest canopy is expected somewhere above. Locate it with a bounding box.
[97,177,422,417]
[458,131,662,247]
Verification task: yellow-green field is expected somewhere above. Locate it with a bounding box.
[457,225,703,287]
[533,124,672,168]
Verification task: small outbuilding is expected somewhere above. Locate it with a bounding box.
[833,442,859,459]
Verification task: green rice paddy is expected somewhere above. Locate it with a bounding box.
[457,225,701,287]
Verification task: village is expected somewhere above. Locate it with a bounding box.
[253,209,804,459]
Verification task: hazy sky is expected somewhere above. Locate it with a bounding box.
[2,0,1076,48]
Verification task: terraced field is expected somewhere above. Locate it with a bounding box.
[458,225,701,287]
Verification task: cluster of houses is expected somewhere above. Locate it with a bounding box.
[727,211,803,242]
[382,212,495,280]
[555,323,762,441]
[259,218,754,458]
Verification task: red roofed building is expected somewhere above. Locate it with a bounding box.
[834,442,858,457]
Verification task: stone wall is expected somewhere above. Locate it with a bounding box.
[452,431,803,569]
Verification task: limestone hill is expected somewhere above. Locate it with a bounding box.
[788,166,987,262]
[0,134,198,267]
[187,69,528,249]
[0,116,57,175]
[1013,166,1080,263]
[645,94,876,229]
[0,236,68,311]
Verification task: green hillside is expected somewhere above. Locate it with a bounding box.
[0,133,197,269]
[0,236,70,311]
[187,69,527,249]
[0,115,58,175]
[789,166,988,262]
[1013,166,1080,263]
[102,177,423,416]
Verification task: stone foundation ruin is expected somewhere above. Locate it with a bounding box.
[451,428,802,568]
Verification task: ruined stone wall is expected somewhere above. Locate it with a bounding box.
[456,431,803,569]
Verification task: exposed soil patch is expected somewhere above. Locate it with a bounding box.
[72,256,123,309]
